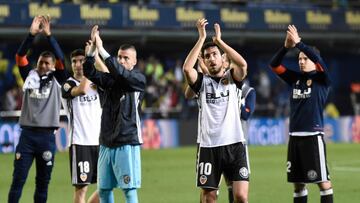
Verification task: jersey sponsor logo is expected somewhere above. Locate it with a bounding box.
[293,88,311,99]
[63,82,71,92]
[307,170,318,181]
[42,151,53,161]
[15,152,21,160]
[239,167,249,179]
[80,173,88,182]
[79,95,98,103]
[199,175,207,185]
[206,90,229,104]
[123,175,131,184]
[29,87,51,99]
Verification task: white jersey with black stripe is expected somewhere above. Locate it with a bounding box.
[64,78,102,146]
[198,70,245,147]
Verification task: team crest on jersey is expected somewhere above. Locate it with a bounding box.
[63,83,71,92]
[306,79,312,86]
[123,175,131,184]
[221,78,229,85]
[15,152,21,160]
[307,170,317,180]
[199,175,207,185]
[80,173,88,182]
[42,151,53,161]
[239,167,249,178]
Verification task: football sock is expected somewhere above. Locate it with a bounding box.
[294,188,308,203]
[320,188,333,203]
[228,187,234,203]
[124,188,138,203]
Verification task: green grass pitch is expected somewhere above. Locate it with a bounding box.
[1,143,359,202]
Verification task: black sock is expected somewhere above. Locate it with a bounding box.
[320,189,333,203]
[294,189,308,203]
[228,187,234,203]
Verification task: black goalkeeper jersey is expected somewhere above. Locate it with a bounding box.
[269,42,331,136]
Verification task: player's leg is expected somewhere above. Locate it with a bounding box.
[113,145,141,203]
[316,135,333,203]
[287,137,308,203]
[202,188,217,203]
[318,181,333,203]
[232,181,249,203]
[34,130,56,203]
[74,185,88,203]
[8,130,35,203]
[224,176,234,203]
[293,183,308,203]
[87,190,99,203]
[98,146,116,203]
[224,142,250,203]
[196,147,222,203]
[71,145,100,203]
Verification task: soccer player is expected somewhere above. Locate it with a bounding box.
[183,18,249,203]
[61,45,107,203]
[269,25,333,203]
[8,15,68,203]
[83,26,146,203]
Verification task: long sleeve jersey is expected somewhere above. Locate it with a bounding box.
[269,42,331,136]
[83,56,146,148]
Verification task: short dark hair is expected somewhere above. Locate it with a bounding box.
[70,49,85,59]
[119,44,136,52]
[39,51,55,62]
[201,42,223,57]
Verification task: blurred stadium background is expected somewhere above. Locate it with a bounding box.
[0,0,360,202]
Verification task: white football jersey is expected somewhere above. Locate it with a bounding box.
[197,70,245,147]
[63,78,102,146]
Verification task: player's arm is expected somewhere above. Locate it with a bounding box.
[185,85,197,99]
[61,80,77,99]
[269,27,298,85]
[212,23,247,82]
[85,39,109,73]
[71,78,91,97]
[241,89,256,121]
[41,15,69,83]
[83,56,113,89]
[16,16,43,81]
[183,18,207,86]
[95,52,109,73]
[287,24,330,84]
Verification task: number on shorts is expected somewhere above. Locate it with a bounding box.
[199,162,212,175]
[286,161,291,173]
[78,161,90,173]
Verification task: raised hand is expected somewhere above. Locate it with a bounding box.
[29,16,43,36]
[94,33,103,49]
[90,25,99,43]
[284,31,295,48]
[287,24,301,44]
[212,23,222,44]
[196,18,208,40]
[41,15,51,36]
